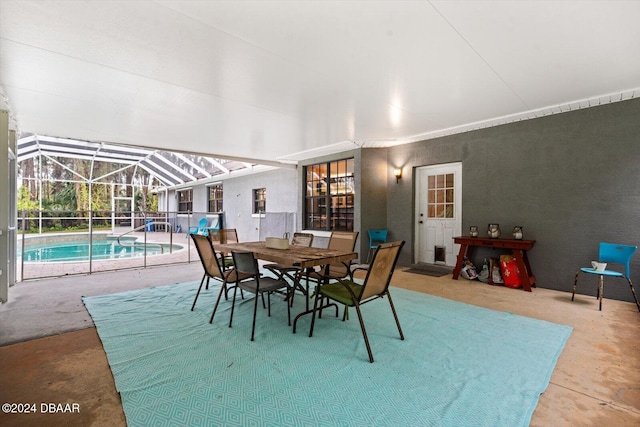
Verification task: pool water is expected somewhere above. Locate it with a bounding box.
[22,238,182,263]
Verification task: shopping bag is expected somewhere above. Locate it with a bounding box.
[490,257,503,285]
[499,254,522,288]
[460,257,478,280]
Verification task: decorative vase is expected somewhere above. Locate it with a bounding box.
[469,226,479,237]
[512,226,523,240]
[487,223,501,239]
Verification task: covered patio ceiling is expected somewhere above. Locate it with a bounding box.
[1,1,640,165]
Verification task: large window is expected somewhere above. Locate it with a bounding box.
[208,184,223,213]
[253,188,266,214]
[304,158,354,231]
[177,189,193,213]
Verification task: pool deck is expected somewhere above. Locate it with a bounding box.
[17,230,199,281]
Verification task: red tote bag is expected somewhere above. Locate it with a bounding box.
[499,254,522,289]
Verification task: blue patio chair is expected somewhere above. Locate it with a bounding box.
[188,218,209,236]
[572,242,640,312]
[366,229,388,263]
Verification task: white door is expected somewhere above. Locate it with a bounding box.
[415,162,462,266]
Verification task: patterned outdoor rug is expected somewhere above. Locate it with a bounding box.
[83,281,571,427]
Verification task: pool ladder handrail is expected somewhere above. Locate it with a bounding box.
[116,221,174,254]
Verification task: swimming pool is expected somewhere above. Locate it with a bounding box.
[21,236,183,263]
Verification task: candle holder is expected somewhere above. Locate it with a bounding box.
[512,226,523,240]
[469,226,479,237]
[487,223,501,239]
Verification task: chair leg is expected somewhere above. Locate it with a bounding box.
[289,285,296,307]
[203,273,208,290]
[251,290,260,341]
[286,286,291,326]
[308,289,322,337]
[386,291,405,340]
[366,247,375,264]
[571,271,580,301]
[192,275,207,311]
[353,302,374,363]
[227,284,239,327]
[209,280,227,324]
[627,278,640,312]
[285,271,299,307]
[267,292,271,317]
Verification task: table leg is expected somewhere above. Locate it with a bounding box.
[521,250,534,286]
[292,274,339,334]
[452,244,472,280]
[512,249,535,292]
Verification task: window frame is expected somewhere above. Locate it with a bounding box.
[177,188,193,214]
[427,173,454,219]
[303,158,355,231]
[253,188,266,215]
[207,183,224,213]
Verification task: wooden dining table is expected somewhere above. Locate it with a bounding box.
[215,241,357,270]
[215,241,358,332]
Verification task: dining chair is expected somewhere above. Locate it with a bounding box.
[309,240,405,363]
[572,242,640,312]
[264,232,315,306]
[190,234,252,311]
[205,214,222,241]
[304,231,359,310]
[218,228,239,244]
[226,251,292,341]
[217,228,239,268]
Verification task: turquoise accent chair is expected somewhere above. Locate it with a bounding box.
[572,243,640,312]
[366,229,388,263]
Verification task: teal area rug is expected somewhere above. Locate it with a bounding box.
[83,281,571,427]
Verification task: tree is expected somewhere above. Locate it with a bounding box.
[17,185,38,212]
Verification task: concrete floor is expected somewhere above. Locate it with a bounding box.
[1,262,639,426]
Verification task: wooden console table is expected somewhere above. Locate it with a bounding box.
[452,236,537,292]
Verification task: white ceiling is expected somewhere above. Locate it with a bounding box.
[1,1,639,166]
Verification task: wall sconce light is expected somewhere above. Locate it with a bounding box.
[393,168,402,183]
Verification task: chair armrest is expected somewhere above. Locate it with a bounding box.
[350,263,369,273]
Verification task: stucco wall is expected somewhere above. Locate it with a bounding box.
[387,97,640,301]
[218,169,298,243]
[358,148,389,261]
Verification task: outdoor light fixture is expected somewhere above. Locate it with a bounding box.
[393,168,402,183]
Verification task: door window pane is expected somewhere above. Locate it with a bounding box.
[427,173,454,218]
